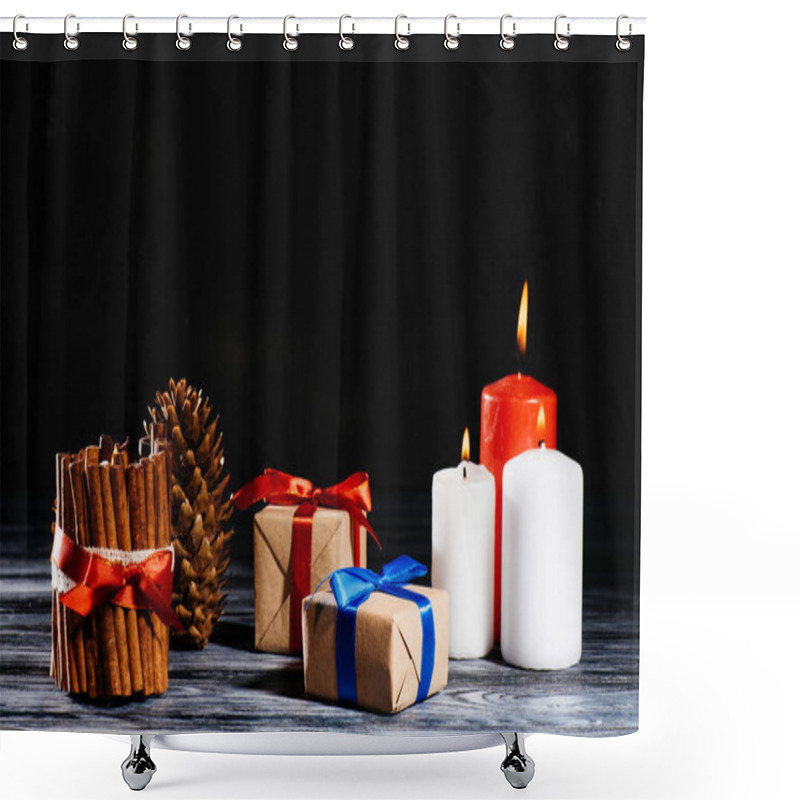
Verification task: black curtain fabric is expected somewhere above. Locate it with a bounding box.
[1,35,643,600]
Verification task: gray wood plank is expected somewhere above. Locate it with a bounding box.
[0,555,638,736]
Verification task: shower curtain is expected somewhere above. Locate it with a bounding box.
[1,27,643,734]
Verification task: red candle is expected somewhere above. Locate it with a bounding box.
[480,282,557,641]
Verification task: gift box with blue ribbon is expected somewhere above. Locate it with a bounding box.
[302,556,449,714]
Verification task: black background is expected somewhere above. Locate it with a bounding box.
[1,35,642,599]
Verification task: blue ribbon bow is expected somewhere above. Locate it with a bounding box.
[327,555,435,707]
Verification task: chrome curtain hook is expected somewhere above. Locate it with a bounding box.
[283,15,299,51]
[500,14,516,50]
[616,14,632,51]
[339,14,355,50]
[63,13,80,51]
[122,14,138,51]
[12,14,29,51]
[176,14,192,50]
[554,14,570,51]
[394,14,410,50]
[227,15,242,51]
[443,14,460,51]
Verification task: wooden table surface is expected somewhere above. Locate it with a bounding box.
[0,554,638,737]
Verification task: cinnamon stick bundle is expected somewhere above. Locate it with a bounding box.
[51,437,174,700]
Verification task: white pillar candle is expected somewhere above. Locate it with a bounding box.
[501,444,583,670]
[432,429,495,659]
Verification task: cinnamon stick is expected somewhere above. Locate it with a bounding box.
[62,454,83,693]
[100,463,132,696]
[157,449,172,688]
[86,462,123,696]
[85,448,103,699]
[49,592,56,681]
[55,454,69,691]
[144,458,157,552]
[70,455,99,698]
[99,433,115,463]
[120,439,130,469]
[51,456,60,686]
[144,457,166,694]
[127,463,154,695]
[66,454,88,694]
[152,452,170,694]
[111,462,144,694]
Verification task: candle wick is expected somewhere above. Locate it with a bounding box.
[462,463,467,480]
[538,440,546,448]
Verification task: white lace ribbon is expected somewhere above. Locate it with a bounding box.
[51,525,175,595]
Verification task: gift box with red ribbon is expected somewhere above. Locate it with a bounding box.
[233,469,380,654]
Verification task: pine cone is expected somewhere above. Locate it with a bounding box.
[148,378,233,648]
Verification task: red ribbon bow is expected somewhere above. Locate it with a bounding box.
[232,469,381,651]
[51,525,184,630]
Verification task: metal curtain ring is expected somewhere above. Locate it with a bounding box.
[394,15,410,50]
[339,14,355,50]
[500,14,516,50]
[63,13,79,51]
[227,15,242,51]
[12,14,29,51]
[554,14,570,51]
[283,15,299,51]
[444,14,460,51]
[122,14,138,51]
[616,14,632,51]
[176,14,192,50]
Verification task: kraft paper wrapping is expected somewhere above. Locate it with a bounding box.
[302,585,449,714]
[253,504,367,654]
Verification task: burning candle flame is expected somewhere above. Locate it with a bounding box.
[516,281,528,362]
[537,405,546,444]
[461,427,470,462]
